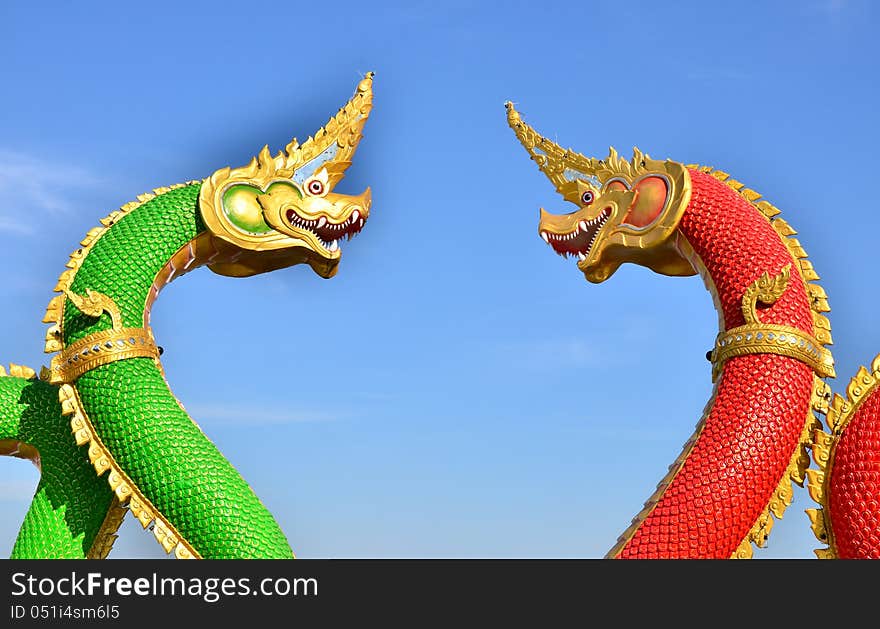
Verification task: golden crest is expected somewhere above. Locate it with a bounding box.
[505,102,693,283]
[198,73,374,276]
[710,265,835,382]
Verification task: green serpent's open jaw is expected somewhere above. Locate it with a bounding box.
[287,209,365,253]
[198,73,375,279]
[279,192,370,258]
[255,181,371,264]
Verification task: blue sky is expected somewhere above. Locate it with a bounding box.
[1,1,877,558]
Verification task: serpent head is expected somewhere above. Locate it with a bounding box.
[505,102,695,283]
[199,73,374,279]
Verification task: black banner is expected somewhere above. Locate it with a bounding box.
[0,559,856,623]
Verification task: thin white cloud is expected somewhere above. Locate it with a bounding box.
[0,149,103,233]
[495,337,604,370]
[185,403,346,425]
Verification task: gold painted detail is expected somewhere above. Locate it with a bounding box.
[506,102,694,282]
[687,164,834,347]
[710,265,835,382]
[86,496,128,559]
[805,353,880,558]
[63,289,123,331]
[48,327,158,385]
[199,73,374,253]
[1,363,37,380]
[730,402,822,558]
[507,103,656,197]
[58,383,200,559]
[688,165,834,559]
[602,163,835,557]
[741,264,791,324]
[42,181,200,355]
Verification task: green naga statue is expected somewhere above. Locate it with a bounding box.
[0,74,374,559]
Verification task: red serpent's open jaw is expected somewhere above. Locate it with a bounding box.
[285,209,367,252]
[540,209,610,261]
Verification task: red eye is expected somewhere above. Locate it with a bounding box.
[581,190,594,205]
[307,179,325,196]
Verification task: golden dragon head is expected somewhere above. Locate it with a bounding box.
[198,73,374,279]
[505,102,695,283]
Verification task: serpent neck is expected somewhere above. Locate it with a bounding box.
[610,169,818,558]
[56,183,294,558]
[678,170,814,335]
[62,184,205,342]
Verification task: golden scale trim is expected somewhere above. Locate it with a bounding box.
[504,104,835,559]
[692,166,835,559]
[804,353,880,558]
[41,181,202,559]
[606,166,834,559]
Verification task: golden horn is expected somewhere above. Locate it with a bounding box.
[279,72,375,188]
[504,101,601,197]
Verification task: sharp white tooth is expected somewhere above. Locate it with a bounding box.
[330,240,338,251]
[317,217,326,228]
[579,220,587,231]
[359,218,365,228]
[578,252,586,261]
[351,210,360,222]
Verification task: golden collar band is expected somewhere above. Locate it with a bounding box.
[710,264,835,381]
[49,327,159,385]
[710,323,834,382]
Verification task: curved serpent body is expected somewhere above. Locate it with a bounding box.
[1,74,374,559]
[506,102,880,558]
[611,170,818,558]
[1,373,114,557]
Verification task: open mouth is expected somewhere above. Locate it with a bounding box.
[540,209,610,261]
[286,209,367,252]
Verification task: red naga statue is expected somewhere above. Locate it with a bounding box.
[506,102,879,559]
